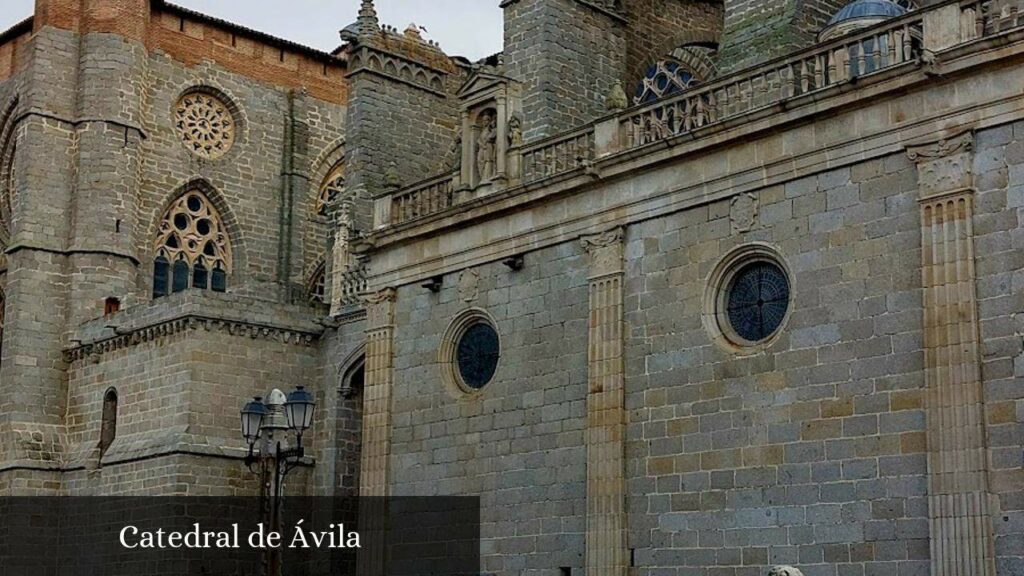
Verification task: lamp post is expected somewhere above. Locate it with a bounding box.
[240,386,316,576]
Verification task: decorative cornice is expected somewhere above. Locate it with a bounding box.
[65,314,322,362]
[345,46,449,95]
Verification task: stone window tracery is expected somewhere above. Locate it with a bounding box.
[308,261,327,304]
[0,139,15,252]
[317,164,346,217]
[703,243,793,353]
[174,91,237,160]
[153,191,231,298]
[440,309,501,394]
[634,60,699,105]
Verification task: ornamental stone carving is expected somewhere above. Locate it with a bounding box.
[580,227,625,278]
[906,131,974,199]
[363,288,397,329]
[730,192,759,233]
[458,269,480,303]
[174,91,237,160]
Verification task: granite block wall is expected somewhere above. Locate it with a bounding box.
[388,245,591,575]
[503,0,628,141]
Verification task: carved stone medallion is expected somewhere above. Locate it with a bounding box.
[730,193,759,233]
[458,269,480,303]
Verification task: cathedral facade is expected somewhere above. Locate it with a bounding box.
[0,0,1022,574]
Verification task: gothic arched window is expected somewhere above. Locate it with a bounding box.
[317,163,345,217]
[0,139,14,259]
[0,289,5,366]
[634,60,699,104]
[99,388,118,458]
[153,191,232,298]
[308,261,327,305]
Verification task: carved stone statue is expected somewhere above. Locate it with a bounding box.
[508,114,523,147]
[476,110,497,182]
[449,134,462,171]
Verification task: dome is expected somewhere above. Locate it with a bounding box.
[820,0,908,41]
[828,0,907,26]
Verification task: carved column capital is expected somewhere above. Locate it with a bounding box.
[906,130,975,200]
[580,227,625,277]
[363,287,397,329]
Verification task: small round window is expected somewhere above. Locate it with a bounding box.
[441,310,501,394]
[725,261,790,342]
[704,243,793,352]
[456,322,500,389]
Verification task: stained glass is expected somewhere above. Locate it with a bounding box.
[456,323,500,389]
[726,262,790,342]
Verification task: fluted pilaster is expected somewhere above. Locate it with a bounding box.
[907,132,996,576]
[580,227,627,576]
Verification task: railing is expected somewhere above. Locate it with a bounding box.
[521,127,595,184]
[620,11,923,149]
[389,172,455,226]
[961,0,1023,40]
[375,0,1024,230]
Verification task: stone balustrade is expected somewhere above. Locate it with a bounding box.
[380,171,457,227]
[520,127,595,184]
[373,0,1024,230]
[619,11,922,149]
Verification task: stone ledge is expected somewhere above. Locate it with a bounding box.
[67,291,325,361]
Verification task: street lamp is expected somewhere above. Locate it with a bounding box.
[240,387,316,576]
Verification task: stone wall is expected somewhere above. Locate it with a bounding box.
[624,0,724,87]
[624,154,929,574]
[62,291,322,496]
[388,248,591,574]
[0,0,348,494]
[716,0,847,73]
[503,0,627,141]
[344,38,462,227]
[378,121,1024,572]
[317,315,368,497]
[972,122,1024,576]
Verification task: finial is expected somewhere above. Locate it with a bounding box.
[357,0,379,36]
[605,80,629,111]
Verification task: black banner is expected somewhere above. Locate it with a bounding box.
[0,497,480,576]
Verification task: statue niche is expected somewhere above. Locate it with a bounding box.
[454,71,523,198]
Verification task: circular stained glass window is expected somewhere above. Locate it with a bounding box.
[455,322,500,390]
[725,261,790,342]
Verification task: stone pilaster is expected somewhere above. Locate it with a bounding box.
[359,287,396,497]
[356,287,396,576]
[579,227,627,576]
[906,132,996,576]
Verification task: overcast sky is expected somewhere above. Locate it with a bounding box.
[1,1,504,59]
